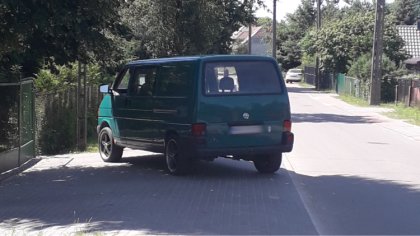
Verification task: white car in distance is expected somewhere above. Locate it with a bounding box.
[285,69,303,83]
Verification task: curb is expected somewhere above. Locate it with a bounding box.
[0,158,42,183]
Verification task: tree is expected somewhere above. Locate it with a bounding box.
[275,0,316,70]
[320,0,341,23]
[275,0,344,70]
[391,0,420,25]
[340,0,374,16]
[122,0,261,59]
[0,0,129,79]
[257,17,273,27]
[301,12,407,73]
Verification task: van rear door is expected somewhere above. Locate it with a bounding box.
[198,59,291,149]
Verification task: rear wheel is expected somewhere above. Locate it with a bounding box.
[165,135,192,175]
[253,153,282,174]
[98,127,123,162]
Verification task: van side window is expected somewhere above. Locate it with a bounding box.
[156,63,193,97]
[114,68,131,92]
[131,67,157,96]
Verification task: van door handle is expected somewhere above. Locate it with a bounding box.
[153,109,178,114]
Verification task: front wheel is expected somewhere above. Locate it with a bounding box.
[98,127,123,162]
[253,153,282,174]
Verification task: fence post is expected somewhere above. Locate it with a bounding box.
[83,63,87,150]
[408,79,415,107]
[18,79,22,166]
[31,80,35,158]
[408,84,412,107]
[395,84,398,105]
[77,62,80,151]
[76,62,87,151]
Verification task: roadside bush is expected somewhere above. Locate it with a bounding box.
[347,53,398,102]
[38,93,76,155]
[347,53,372,82]
[35,63,113,92]
[35,63,113,155]
[381,76,398,103]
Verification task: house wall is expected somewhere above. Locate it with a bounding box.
[250,37,270,56]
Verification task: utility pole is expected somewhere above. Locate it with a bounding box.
[369,0,385,105]
[272,0,277,58]
[315,0,321,90]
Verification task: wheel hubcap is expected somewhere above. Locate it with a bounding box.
[100,133,112,157]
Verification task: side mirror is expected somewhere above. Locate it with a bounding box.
[99,84,111,93]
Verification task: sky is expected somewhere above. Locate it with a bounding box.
[255,0,395,21]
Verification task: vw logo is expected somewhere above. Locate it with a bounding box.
[243,112,250,120]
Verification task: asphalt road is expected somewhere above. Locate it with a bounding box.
[1,84,420,235]
[285,84,420,235]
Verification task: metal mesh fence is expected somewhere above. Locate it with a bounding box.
[0,79,35,173]
[336,75,370,100]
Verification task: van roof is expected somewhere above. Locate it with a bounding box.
[127,55,276,66]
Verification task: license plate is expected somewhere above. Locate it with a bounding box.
[229,125,263,134]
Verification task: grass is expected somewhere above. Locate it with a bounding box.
[86,137,98,153]
[337,94,420,126]
[337,94,370,107]
[382,103,420,126]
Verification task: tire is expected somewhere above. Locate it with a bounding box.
[165,135,192,175]
[98,127,123,162]
[253,153,282,174]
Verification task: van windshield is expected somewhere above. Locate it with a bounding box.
[203,61,282,95]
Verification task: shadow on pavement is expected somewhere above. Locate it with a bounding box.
[292,113,380,124]
[0,155,317,235]
[287,171,420,235]
[0,154,419,235]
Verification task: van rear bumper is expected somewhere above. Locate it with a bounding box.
[188,132,294,158]
[195,145,292,157]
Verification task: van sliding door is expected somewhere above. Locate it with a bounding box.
[125,66,158,146]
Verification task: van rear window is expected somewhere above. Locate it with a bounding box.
[203,61,282,95]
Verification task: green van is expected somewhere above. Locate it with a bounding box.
[97,55,293,175]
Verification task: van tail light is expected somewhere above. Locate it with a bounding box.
[192,123,206,136]
[282,120,294,152]
[283,120,292,132]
